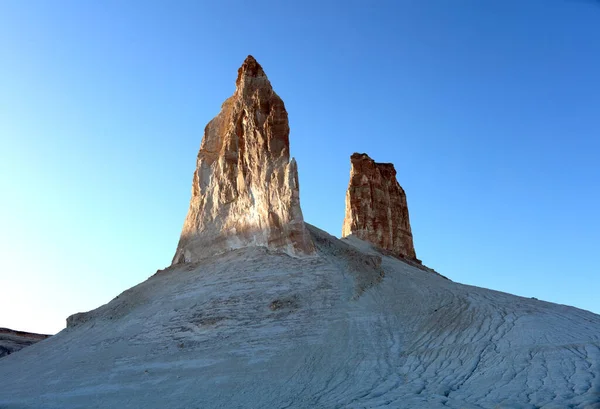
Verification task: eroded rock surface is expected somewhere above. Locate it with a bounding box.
[342,152,417,260]
[0,328,50,358]
[172,56,314,264]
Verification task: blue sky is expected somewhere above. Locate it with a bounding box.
[1,0,599,334]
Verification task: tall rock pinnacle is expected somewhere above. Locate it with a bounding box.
[172,55,314,264]
[342,153,417,260]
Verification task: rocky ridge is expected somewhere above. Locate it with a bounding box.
[3,230,600,409]
[172,56,314,264]
[342,152,417,261]
[0,328,50,358]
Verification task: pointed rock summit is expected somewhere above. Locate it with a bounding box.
[172,56,314,264]
[342,153,417,260]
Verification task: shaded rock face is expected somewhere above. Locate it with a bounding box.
[342,153,417,260]
[173,56,314,264]
[0,328,50,358]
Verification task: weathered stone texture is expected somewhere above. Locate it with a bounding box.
[0,328,50,358]
[342,153,417,260]
[172,56,314,264]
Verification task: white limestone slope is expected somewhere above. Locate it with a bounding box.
[0,225,599,409]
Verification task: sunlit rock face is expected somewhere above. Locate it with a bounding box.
[342,153,417,260]
[172,56,314,264]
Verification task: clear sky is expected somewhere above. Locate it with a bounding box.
[1,1,599,334]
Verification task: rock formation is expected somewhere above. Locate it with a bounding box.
[0,328,50,358]
[172,56,314,264]
[342,153,417,260]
